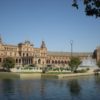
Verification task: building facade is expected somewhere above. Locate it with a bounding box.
[93,46,100,61]
[0,36,99,68]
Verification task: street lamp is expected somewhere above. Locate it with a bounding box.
[70,40,73,57]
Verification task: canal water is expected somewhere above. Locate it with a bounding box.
[0,75,100,100]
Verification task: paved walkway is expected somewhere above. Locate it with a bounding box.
[58,70,96,79]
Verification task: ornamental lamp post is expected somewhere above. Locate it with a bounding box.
[70,40,73,58]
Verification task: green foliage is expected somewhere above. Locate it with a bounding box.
[60,67,64,71]
[2,57,15,71]
[53,68,59,71]
[42,67,48,73]
[47,67,52,71]
[75,69,88,73]
[97,60,100,68]
[68,57,81,72]
[29,64,37,67]
[86,67,90,71]
[72,0,100,18]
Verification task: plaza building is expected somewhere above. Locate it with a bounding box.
[93,46,100,61]
[0,36,99,68]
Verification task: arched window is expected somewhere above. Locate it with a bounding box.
[19,59,21,63]
[0,58,1,62]
[48,60,50,64]
[23,53,25,57]
[26,53,28,57]
[38,59,41,64]
[16,59,18,63]
[55,60,57,64]
[47,60,50,64]
[61,60,64,64]
[46,60,49,64]
[52,60,54,64]
[65,61,67,64]
[58,60,60,64]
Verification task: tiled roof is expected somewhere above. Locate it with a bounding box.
[3,44,17,47]
[47,51,93,56]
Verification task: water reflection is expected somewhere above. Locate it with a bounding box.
[67,79,81,96]
[94,76,100,93]
[0,79,16,100]
[40,79,46,98]
[0,76,100,100]
[2,79,15,93]
[94,76,100,85]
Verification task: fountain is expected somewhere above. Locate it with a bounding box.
[79,55,98,69]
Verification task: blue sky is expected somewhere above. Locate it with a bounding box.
[0,0,100,52]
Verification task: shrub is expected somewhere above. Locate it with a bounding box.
[53,68,59,71]
[74,69,87,73]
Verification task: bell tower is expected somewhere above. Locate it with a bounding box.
[41,40,46,48]
[40,40,47,65]
[0,34,2,44]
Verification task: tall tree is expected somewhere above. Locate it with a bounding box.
[68,57,81,72]
[72,0,100,18]
[2,57,15,71]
